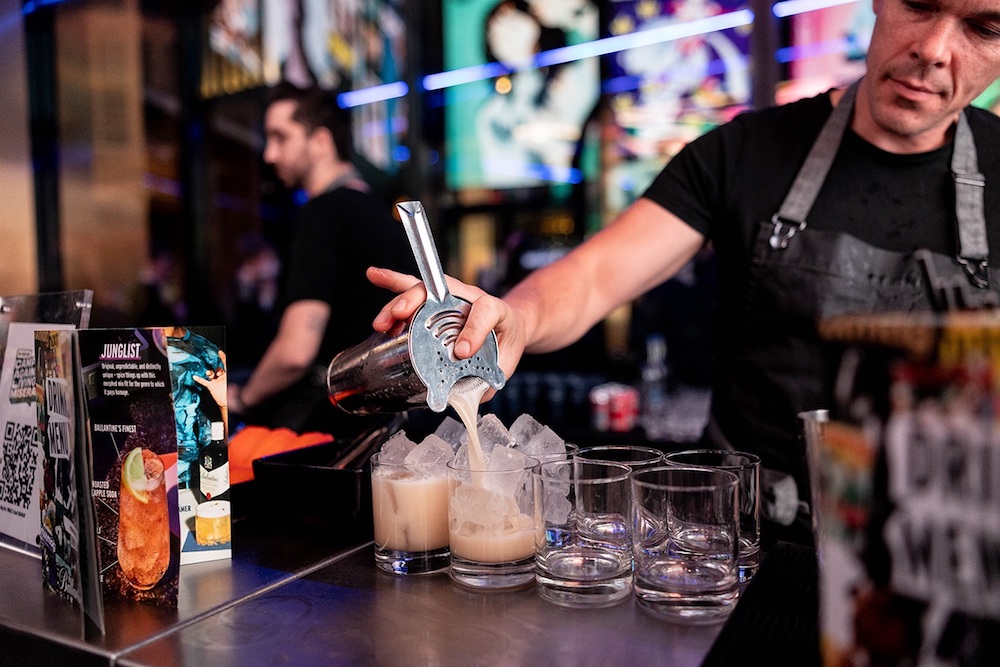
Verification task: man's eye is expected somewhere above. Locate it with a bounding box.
[903,0,934,13]
[969,21,1000,40]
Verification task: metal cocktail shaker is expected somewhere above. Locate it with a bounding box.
[326,201,505,415]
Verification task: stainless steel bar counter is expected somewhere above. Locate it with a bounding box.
[0,522,736,667]
[0,516,729,666]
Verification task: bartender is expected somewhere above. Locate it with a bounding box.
[369,0,1000,544]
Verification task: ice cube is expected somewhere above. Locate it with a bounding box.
[543,494,573,525]
[520,426,567,463]
[379,430,417,464]
[509,413,546,447]
[484,447,534,498]
[487,445,533,472]
[477,413,515,452]
[537,464,572,524]
[404,434,454,472]
[433,416,467,452]
[452,443,470,469]
[450,482,520,533]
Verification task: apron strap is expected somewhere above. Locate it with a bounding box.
[769,77,990,290]
[952,112,989,287]
[768,82,857,250]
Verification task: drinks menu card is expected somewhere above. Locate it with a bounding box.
[77,326,231,607]
[0,290,93,553]
[0,323,75,550]
[35,329,104,633]
[815,311,1000,667]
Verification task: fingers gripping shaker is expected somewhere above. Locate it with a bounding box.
[326,201,506,414]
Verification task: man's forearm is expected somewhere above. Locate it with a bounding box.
[504,198,704,355]
[238,299,329,410]
[239,352,309,409]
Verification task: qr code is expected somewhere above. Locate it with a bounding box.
[0,421,39,510]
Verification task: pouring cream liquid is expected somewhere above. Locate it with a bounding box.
[447,379,535,564]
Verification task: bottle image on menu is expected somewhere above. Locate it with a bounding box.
[196,421,231,546]
[117,447,170,590]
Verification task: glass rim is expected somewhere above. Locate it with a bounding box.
[371,451,458,469]
[533,458,632,483]
[445,454,540,473]
[630,464,739,491]
[575,444,664,463]
[662,448,761,469]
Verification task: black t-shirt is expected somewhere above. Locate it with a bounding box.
[644,91,1000,322]
[641,90,1000,484]
[252,185,416,436]
[283,186,416,364]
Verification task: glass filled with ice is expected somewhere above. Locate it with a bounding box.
[117,447,171,590]
[444,413,558,590]
[370,431,455,575]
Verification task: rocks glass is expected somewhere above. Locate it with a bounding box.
[663,449,761,583]
[371,451,451,575]
[631,466,741,623]
[533,459,633,607]
[446,456,538,590]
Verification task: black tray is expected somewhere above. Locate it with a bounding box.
[248,414,407,544]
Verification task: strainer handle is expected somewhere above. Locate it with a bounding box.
[396,200,448,304]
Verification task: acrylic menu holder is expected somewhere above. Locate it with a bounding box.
[0,290,93,555]
[0,290,103,635]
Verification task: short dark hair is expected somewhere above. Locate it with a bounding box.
[266,81,353,161]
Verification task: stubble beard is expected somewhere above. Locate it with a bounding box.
[867,64,955,145]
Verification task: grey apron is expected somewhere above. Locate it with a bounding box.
[707,79,995,512]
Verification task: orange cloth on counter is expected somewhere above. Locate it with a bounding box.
[228,425,333,485]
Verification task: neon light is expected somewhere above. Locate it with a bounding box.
[423,9,754,91]
[22,0,72,15]
[775,38,856,63]
[772,0,860,19]
[337,81,409,109]
[535,9,754,68]
[481,158,583,185]
[422,63,509,92]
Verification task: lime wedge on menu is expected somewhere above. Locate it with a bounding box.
[123,447,149,503]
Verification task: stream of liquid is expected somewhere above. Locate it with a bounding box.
[447,377,489,478]
[446,377,536,564]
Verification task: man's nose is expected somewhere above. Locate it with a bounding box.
[911,17,955,68]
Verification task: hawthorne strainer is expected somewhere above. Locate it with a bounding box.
[326,200,505,414]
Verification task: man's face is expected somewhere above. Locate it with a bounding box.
[263,100,313,189]
[860,0,1000,152]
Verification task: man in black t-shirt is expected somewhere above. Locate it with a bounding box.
[228,82,414,438]
[366,0,1000,541]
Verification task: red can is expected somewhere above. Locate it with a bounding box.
[608,384,639,432]
[589,384,611,432]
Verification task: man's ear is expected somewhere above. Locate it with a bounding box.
[309,126,336,158]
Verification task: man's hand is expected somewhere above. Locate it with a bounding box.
[366,266,528,394]
[192,350,229,410]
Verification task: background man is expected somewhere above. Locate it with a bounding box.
[229,82,414,439]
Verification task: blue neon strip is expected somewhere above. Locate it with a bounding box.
[775,37,855,62]
[537,9,754,68]
[422,62,510,92]
[424,8,754,91]
[337,81,409,109]
[772,0,860,18]
[22,0,71,15]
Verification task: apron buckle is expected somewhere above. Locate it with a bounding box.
[768,215,805,250]
[918,250,997,311]
[958,257,990,289]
